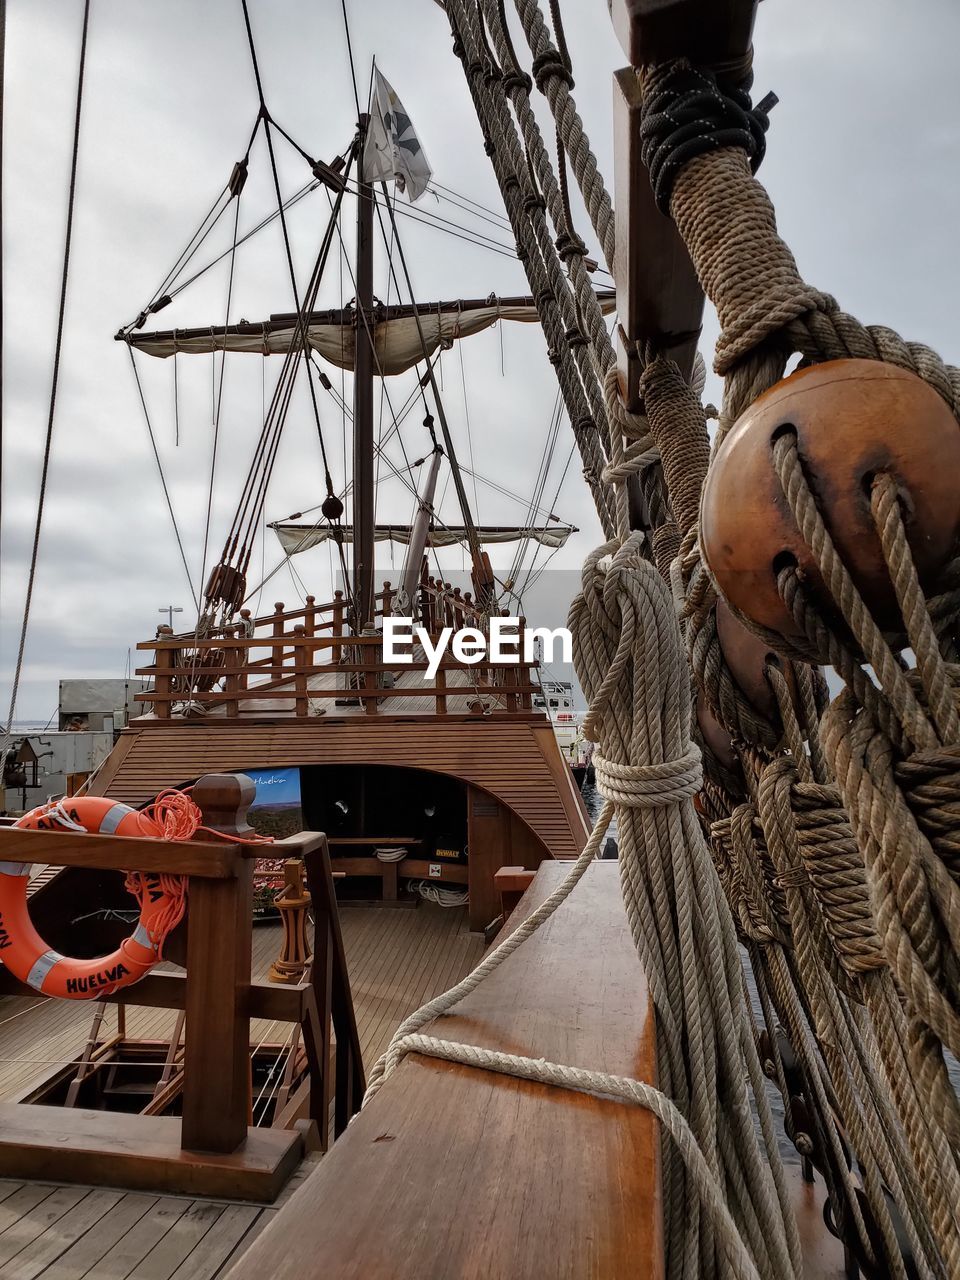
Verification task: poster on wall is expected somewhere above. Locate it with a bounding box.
[234,768,304,918]
[240,767,304,837]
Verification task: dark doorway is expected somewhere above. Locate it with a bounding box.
[300,765,467,860]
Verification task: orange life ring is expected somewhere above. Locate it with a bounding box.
[2,797,187,999]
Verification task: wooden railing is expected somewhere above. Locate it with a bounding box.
[223,862,663,1275]
[137,581,541,721]
[0,774,363,1199]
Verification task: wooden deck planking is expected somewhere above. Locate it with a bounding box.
[0,903,483,1278]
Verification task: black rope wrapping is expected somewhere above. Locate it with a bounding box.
[640,61,777,214]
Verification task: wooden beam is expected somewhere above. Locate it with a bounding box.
[613,67,704,408]
[181,860,254,1152]
[609,0,758,75]
[0,969,311,1021]
[0,1105,300,1202]
[494,865,537,919]
[607,0,760,409]
[0,827,243,877]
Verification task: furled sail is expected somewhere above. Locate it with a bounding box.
[271,521,577,556]
[122,291,616,377]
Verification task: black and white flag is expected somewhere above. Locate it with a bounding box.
[362,69,433,203]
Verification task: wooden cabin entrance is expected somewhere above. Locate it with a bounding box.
[301,763,548,930]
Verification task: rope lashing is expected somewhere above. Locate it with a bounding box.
[640,61,777,213]
[787,777,886,977]
[711,804,790,947]
[642,66,960,408]
[896,745,960,878]
[593,747,702,808]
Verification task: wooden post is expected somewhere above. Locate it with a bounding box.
[494,865,537,919]
[363,660,377,715]
[154,645,175,721]
[304,595,316,637]
[332,590,345,664]
[223,635,241,718]
[271,602,286,678]
[436,666,447,716]
[269,860,312,984]
[302,838,366,1138]
[381,580,393,617]
[293,625,309,717]
[181,774,255,1154]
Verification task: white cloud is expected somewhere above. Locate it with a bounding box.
[2,0,959,718]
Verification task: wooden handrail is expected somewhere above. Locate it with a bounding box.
[138,580,545,720]
[137,683,542,705]
[136,658,540,676]
[0,827,245,877]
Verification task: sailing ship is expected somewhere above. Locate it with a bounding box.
[1,1,959,1278]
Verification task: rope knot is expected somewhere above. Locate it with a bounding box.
[594,746,702,810]
[532,48,574,93]
[639,61,775,214]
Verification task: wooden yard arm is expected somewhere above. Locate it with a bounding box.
[223,862,662,1280]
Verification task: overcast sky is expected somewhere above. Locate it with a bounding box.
[1,0,958,721]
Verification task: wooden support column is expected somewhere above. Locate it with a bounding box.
[154,645,174,721]
[332,590,345,663]
[466,787,513,932]
[293,625,309,717]
[271,602,286,677]
[608,0,759,407]
[181,774,255,1154]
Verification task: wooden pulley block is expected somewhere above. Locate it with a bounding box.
[715,601,797,720]
[695,690,738,771]
[700,360,960,638]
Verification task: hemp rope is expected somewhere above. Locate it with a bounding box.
[445,0,617,535]
[636,60,960,1270]
[375,26,960,1280]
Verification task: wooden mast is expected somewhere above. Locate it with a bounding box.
[352,112,376,631]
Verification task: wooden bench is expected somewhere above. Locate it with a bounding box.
[328,839,469,901]
[224,861,663,1278]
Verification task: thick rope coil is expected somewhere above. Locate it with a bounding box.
[640,354,712,541]
[571,535,801,1280]
[823,683,960,1061]
[896,745,960,879]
